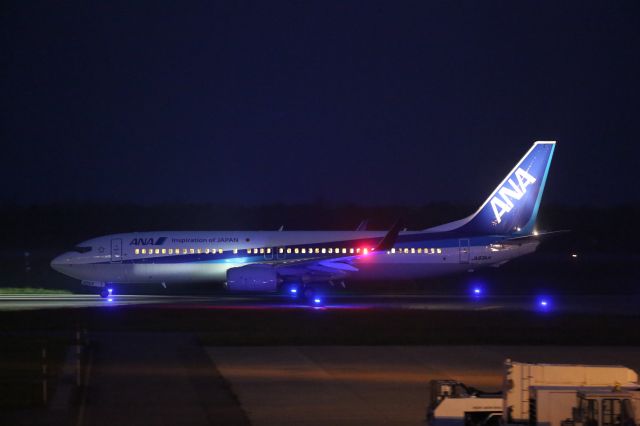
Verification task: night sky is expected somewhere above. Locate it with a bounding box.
[2,1,639,206]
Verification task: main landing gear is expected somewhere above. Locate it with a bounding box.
[302,286,324,307]
[283,284,324,306]
[99,288,113,299]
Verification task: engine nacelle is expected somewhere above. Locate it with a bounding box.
[226,264,280,292]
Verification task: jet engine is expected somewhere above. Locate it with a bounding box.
[226,264,280,292]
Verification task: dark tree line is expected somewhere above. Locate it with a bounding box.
[1,202,638,253]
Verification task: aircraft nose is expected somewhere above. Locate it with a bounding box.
[50,253,72,272]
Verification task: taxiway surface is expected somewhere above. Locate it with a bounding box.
[208,345,640,426]
[1,292,638,316]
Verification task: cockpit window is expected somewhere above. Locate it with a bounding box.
[72,246,92,253]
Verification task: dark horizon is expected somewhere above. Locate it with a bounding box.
[3,1,640,206]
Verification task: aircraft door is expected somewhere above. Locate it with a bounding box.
[111,239,123,263]
[264,248,274,260]
[459,239,470,264]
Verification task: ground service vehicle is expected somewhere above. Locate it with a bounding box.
[427,380,502,426]
[569,389,640,426]
[426,361,639,426]
[504,360,638,425]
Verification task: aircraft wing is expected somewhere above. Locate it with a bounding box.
[276,257,358,281]
[272,220,402,282]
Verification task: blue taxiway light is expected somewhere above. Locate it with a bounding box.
[314,298,322,304]
[290,288,297,294]
[470,284,484,298]
[536,296,552,311]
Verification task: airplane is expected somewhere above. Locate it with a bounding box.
[51,141,556,300]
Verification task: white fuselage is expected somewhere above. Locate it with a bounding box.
[51,230,538,286]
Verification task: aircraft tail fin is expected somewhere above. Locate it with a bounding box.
[426,141,556,235]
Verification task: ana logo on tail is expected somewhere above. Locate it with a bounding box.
[490,168,536,224]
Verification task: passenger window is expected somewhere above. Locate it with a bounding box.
[349,248,354,254]
[168,249,173,255]
[411,248,415,254]
[260,248,265,254]
[315,248,320,254]
[417,248,422,253]
[391,248,396,254]
[342,248,347,254]
[404,248,409,254]
[287,248,292,254]
[155,249,160,254]
[135,249,140,255]
[162,249,166,254]
[218,248,223,254]
[301,248,306,254]
[233,249,238,254]
[321,248,326,254]
[437,248,442,254]
[197,248,202,254]
[356,248,361,254]
[141,249,146,254]
[294,248,299,254]
[279,248,284,254]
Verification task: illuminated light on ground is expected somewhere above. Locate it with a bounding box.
[107,298,113,302]
[469,282,485,298]
[536,296,552,312]
[312,297,326,308]
[287,284,299,297]
[571,253,578,258]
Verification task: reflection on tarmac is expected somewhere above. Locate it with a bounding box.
[0,293,638,315]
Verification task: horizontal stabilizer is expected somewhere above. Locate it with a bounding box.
[502,230,570,245]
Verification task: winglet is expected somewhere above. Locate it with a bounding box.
[355,219,368,231]
[375,220,403,251]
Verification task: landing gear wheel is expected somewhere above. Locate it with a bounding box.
[99,289,109,298]
[303,286,315,300]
